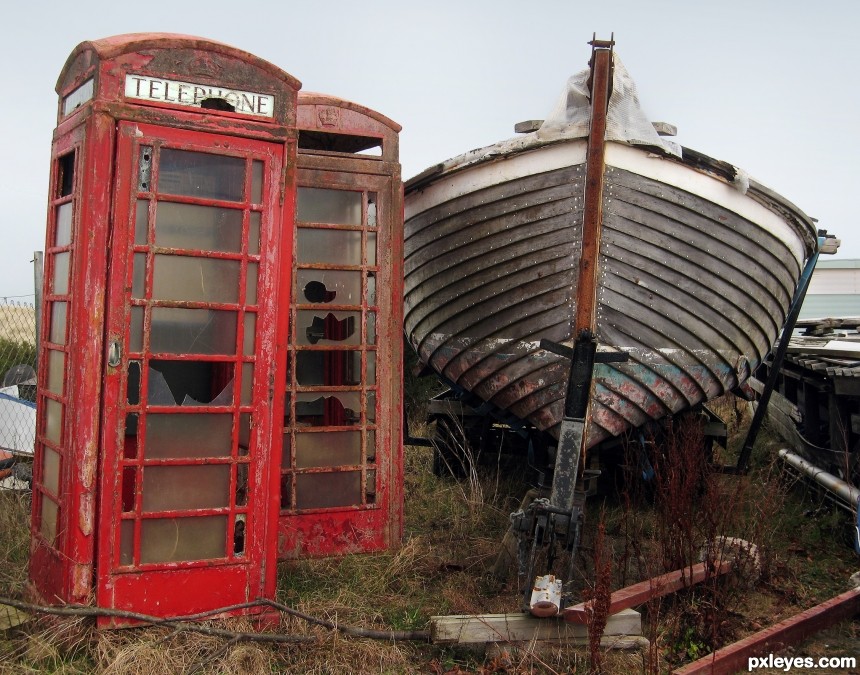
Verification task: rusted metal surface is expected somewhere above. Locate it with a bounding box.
[31,34,300,625]
[403,51,817,450]
[277,94,403,559]
[672,586,860,675]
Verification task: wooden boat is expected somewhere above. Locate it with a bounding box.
[403,42,819,450]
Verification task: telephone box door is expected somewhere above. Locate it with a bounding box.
[96,121,286,619]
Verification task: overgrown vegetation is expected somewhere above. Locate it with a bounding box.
[1,395,858,673]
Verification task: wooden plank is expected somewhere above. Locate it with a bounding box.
[672,586,860,675]
[787,341,860,359]
[431,608,641,645]
[563,560,734,624]
[485,634,650,658]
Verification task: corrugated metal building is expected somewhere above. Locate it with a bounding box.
[799,258,860,319]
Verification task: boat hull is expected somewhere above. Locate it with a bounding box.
[404,139,817,447]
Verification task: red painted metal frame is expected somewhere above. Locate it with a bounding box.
[277,94,403,559]
[673,586,860,675]
[563,560,734,623]
[29,34,299,623]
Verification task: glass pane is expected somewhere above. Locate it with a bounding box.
[297,187,361,225]
[155,202,243,252]
[295,392,360,427]
[52,252,69,295]
[135,199,149,245]
[49,302,67,345]
[132,253,146,299]
[241,363,253,405]
[158,149,245,202]
[366,430,376,462]
[45,399,62,444]
[366,273,376,306]
[249,212,261,255]
[366,391,376,422]
[296,350,361,386]
[239,413,251,455]
[246,262,258,305]
[55,203,73,247]
[367,352,376,385]
[148,360,234,407]
[251,161,263,204]
[42,447,60,495]
[124,414,138,458]
[367,232,377,265]
[127,362,141,406]
[48,349,66,396]
[40,497,58,546]
[367,311,376,345]
[298,311,360,346]
[142,464,231,511]
[152,255,240,303]
[366,469,376,502]
[236,463,248,506]
[120,520,133,566]
[298,269,361,305]
[295,431,361,468]
[130,306,144,353]
[140,515,227,563]
[151,307,237,355]
[296,471,361,509]
[122,467,135,511]
[367,193,377,228]
[145,413,232,458]
[243,313,256,356]
[297,229,362,265]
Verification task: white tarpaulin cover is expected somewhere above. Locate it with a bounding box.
[536,55,681,157]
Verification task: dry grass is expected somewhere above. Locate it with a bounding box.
[2,397,859,673]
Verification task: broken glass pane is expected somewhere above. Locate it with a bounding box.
[295,392,360,427]
[299,311,360,345]
[148,361,234,407]
[298,269,361,305]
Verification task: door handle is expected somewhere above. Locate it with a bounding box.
[108,340,122,368]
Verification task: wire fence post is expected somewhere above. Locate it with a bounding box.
[33,251,43,373]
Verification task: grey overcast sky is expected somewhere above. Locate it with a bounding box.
[1,0,857,299]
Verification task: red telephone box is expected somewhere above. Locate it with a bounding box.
[277,93,403,558]
[29,34,299,622]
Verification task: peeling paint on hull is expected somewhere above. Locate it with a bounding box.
[404,139,817,447]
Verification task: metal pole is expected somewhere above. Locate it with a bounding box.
[734,233,825,473]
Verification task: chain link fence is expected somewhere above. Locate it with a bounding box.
[0,299,37,489]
